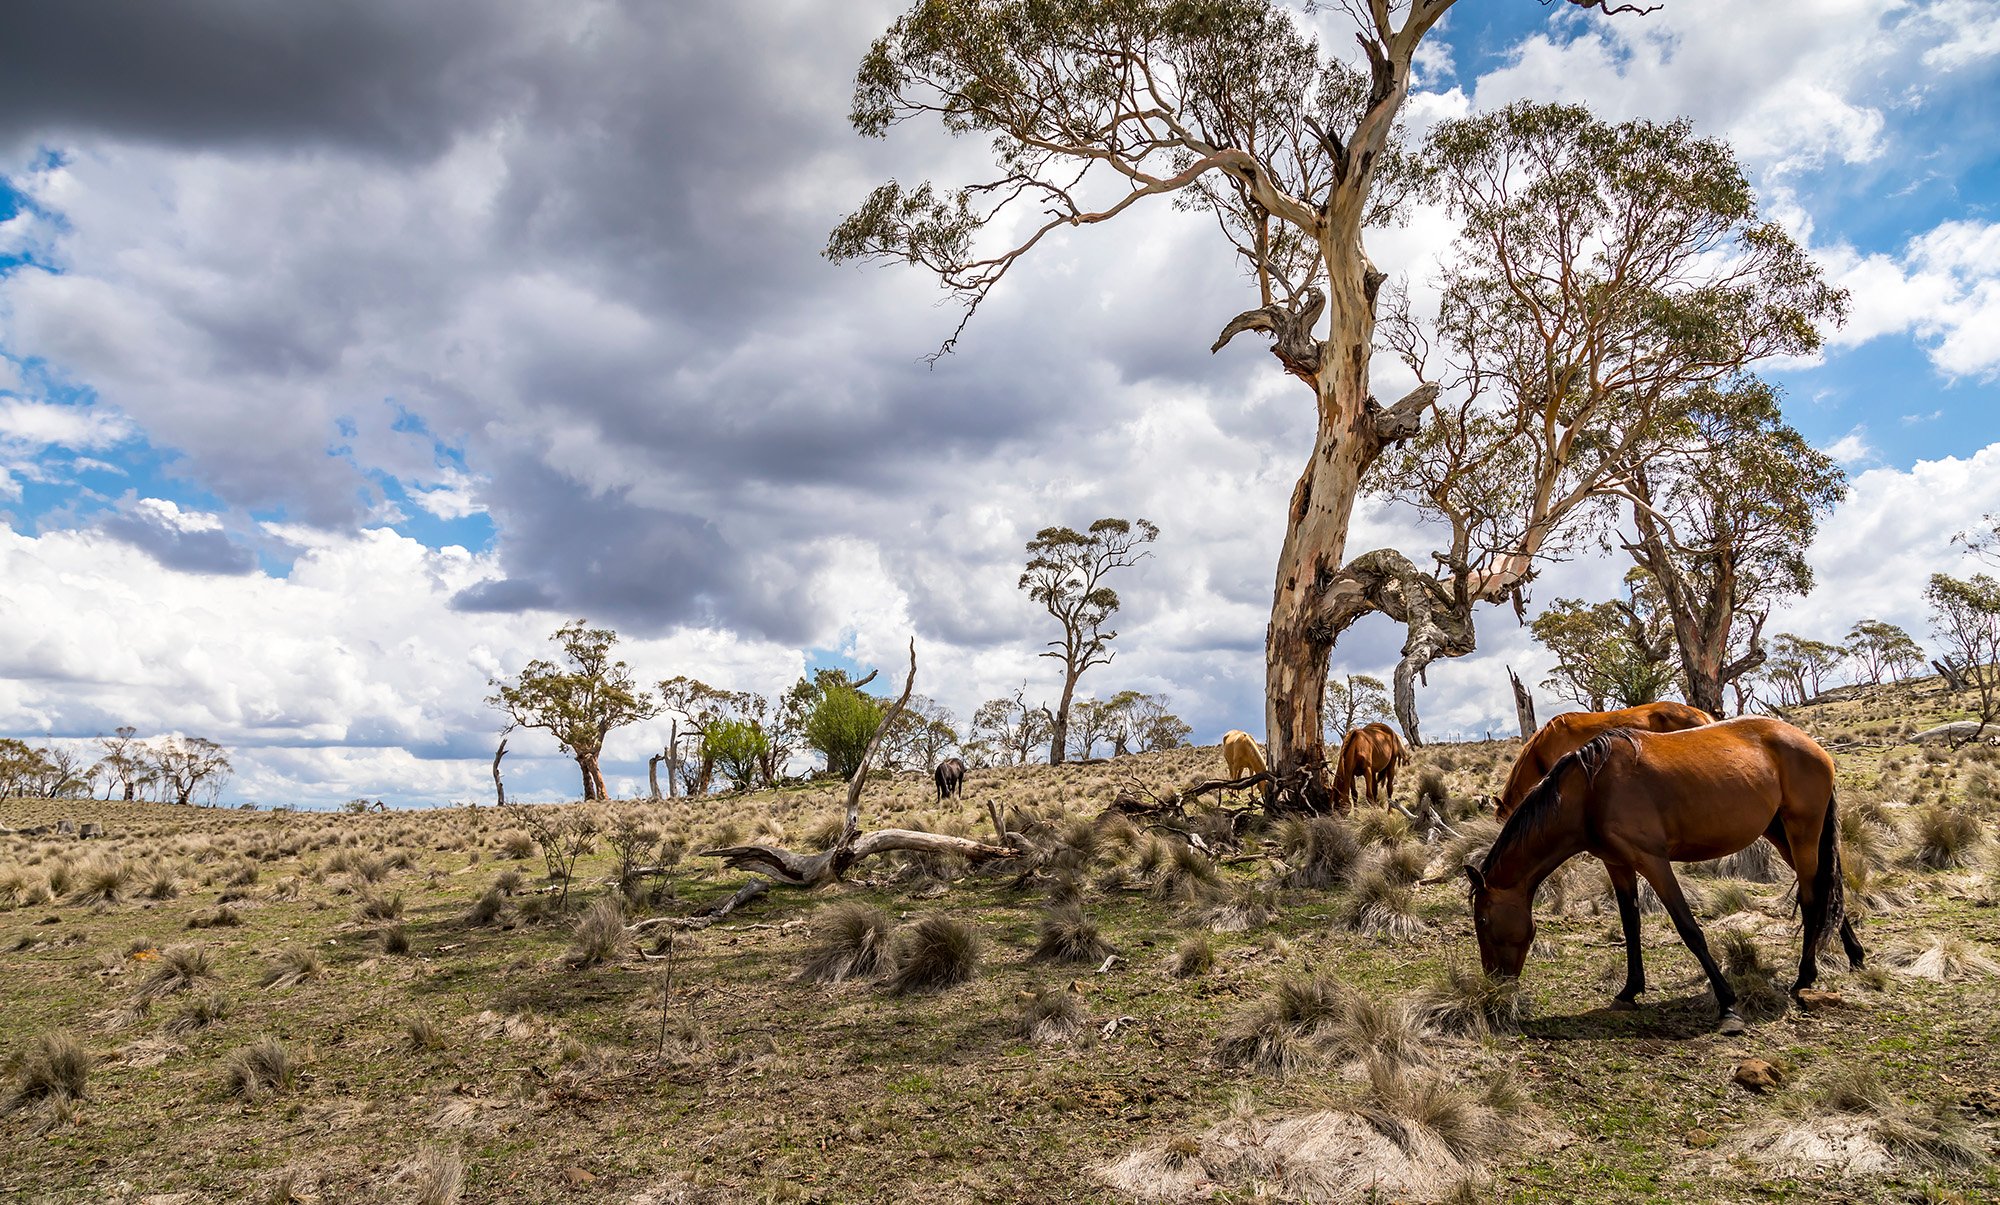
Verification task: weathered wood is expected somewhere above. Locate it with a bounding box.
[491,738,507,808]
[1507,666,1537,741]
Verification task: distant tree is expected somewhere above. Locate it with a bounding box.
[660,676,781,792]
[1764,633,1846,706]
[881,694,959,772]
[98,726,150,800]
[1018,518,1158,765]
[1530,572,1679,712]
[1323,674,1394,743]
[970,687,1052,767]
[35,744,88,798]
[1105,690,1191,755]
[151,735,233,805]
[1623,380,1846,715]
[703,719,770,792]
[488,621,659,801]
[1065,697,1119,761]
[1927,573,2000,739]
[0,739,53,799]
[805,677,884,779]
[1845,619,1925,687]
[831,0,1655,808]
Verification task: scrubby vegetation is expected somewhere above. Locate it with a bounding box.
[1,685,1998,1201]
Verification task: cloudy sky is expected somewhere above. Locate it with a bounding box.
[2,0,1997,807]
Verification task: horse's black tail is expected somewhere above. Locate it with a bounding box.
[1813,788,1845,957]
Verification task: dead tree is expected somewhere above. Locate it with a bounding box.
[1506,667,1536,741]
[697,640,1017,888]
[491,738,507,808]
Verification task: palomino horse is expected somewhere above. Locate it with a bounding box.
[1221,730,1267,780]
[1334,722,1408,811]
[1495,701,1713,820]
[1464,717,1864,1034]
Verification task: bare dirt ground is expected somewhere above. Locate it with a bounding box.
[3,680,1998,1203]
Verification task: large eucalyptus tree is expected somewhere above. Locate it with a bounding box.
[829,0,1660,806]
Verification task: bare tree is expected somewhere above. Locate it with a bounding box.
[97,726,147,801]
[1323,673,1394,742]
[970,687,1053,767]
[152,735,233,805]
[1927,573,2000,740]
[830,0,1659,806]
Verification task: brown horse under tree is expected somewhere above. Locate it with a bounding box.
[1495,701,1713,820]
[1465,717,1864,1034]
[1334,722,1408,811]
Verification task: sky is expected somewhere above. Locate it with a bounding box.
[1,0,1998,808]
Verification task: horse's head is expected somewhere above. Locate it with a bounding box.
[1463,862,1533,979]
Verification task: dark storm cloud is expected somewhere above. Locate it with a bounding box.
[2,0,1302,656]
[0,0,540,159]
[96,506,257,575]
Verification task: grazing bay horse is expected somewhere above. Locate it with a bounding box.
[1334,722,1408,811]
[1496,701,1713,820]
[932,757,966,803]
[1221,730,1267,780]
[1464,717,1864,1034]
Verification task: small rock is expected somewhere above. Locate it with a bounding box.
[564,1167,596,1186]
[1794,989,1852,1012]
[1734,1058,1785,1092]
[1685,1128,1720,1149]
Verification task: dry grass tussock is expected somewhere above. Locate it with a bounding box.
[564,896,625,968]
[799,902,894,984]
[6,1030,90,1114]
[1420,965,1523,1038]
[224,1036,296,1101]
[1889,933,2000,981]
[390,1145,466,1205]
[1032,904,1115,964]
[1013,983,1084,1045]
[1277,816,1361,890]
[1730,1062,1988,1175]
[1099,1058,1534,1204]
[886,915,980,995]
[1218,970,1429,1076]
[1342,862,1429,940]
[1907,801,1985,871]
[259,946,325,989]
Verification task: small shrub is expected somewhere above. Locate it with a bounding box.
[1277,816,1360,889]
[1909,802,1984,870]
[1420,965,1523,1037]
[563,897,624,968]
[224,1036,295,1101]
[1032,905,1115,965]
[164,991,231,1036]
[6,1031,89,1112]
[886,916,980,995]
[259,948,325,989]
[1171,935,1215,979]
[1013,984,1084,1044]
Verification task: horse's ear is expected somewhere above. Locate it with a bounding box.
[1462,863,1485,892]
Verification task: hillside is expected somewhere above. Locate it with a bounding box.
[2,683,1998,1203]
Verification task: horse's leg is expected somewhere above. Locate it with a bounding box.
[1632,855,1742,1033]
[1606,860,1646,1009]
[1383,762,1397,808]
[1781,816,1828,993]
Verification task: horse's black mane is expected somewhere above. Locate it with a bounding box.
[1482,728,1634,875]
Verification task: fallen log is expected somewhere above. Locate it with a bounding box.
[693,640,1020,892]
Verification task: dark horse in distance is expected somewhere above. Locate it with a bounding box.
[1465,717,1865,1034]
[933,757,966,803]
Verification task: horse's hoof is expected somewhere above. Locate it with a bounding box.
[1717,1012,1748,1036]
[1609,997,1639,1012]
